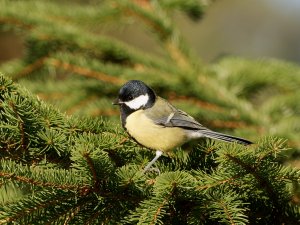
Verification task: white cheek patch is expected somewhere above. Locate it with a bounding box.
[125,94,149,110]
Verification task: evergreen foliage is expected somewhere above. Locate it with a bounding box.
[0,0,300,224]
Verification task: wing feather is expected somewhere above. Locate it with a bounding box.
[144,97,205,130]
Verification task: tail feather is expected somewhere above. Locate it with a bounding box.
[201,130,252,146]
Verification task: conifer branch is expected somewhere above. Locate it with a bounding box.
[0,171,88,191]
[0,17,33,30]
[8,101,27,152]
[48,59,124,85]
[14,57,124,85]
[224,153,288,222]
[115,0,194,70]
[44,200,86,225]
[168,92,225,113]
[196,175,242,191]
[151,197,170,225]
[82,152,100,192]
[257,138,288,162]
[0,193,74,224]
[225,154,277,199]
[14,57,46,80]
[217,200,235,225]
[83,210,102,225]
[63,205,81,225]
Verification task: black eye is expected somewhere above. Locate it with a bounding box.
[128,96,133,100]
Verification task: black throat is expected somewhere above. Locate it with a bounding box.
[120,104,135,127]
[119,92,156,127]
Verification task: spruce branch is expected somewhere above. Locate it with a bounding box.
[114,0,196,71]
[0,171,85,191]
[0,160,90,192]
[196,174,242,191]
[13,57,47,81]
[205,189,248,225]
[47,58,125,85]
[224,153,278,203]
[0,190,76,224]
[9,100,27,153]
[82,151,100,192]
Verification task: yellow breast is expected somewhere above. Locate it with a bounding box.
[125,110,187,152]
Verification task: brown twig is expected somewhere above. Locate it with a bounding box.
[151,197,170,225]
[13,57,125,85]
[168,92,224,113]
[82,152,100,192]
[217,200,235,225]
[209,119,250,129]
[9,101,27,152]
[0,171,88,191]
[196,175,241,191]
[49,58,124,85]
[0,17,33,30]
[14,57,47,80]
[165,40,191,71]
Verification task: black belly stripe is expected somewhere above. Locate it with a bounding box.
[120,104,135,127]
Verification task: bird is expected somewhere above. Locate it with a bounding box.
[113,80,252,172]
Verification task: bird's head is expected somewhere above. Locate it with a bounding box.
[113,80,156,110]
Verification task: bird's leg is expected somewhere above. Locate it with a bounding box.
[143,150,163,173]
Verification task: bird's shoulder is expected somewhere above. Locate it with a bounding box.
[144,97,203,129]
[144,97,175,117]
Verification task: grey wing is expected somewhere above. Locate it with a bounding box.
[156,109,206,130]
[145,98,205,130]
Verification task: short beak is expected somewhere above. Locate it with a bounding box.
[112,98,122,105]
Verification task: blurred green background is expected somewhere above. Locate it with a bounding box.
[2,0,300,64]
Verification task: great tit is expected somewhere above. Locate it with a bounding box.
[113,80,252,171]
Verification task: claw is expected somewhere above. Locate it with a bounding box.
[143,150,163,173]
